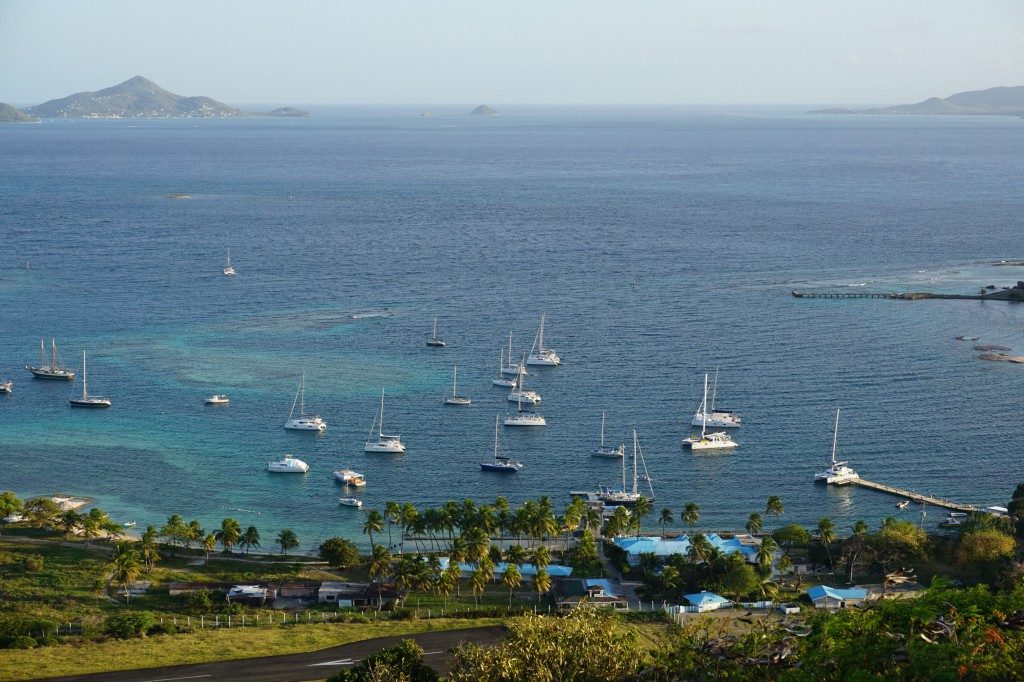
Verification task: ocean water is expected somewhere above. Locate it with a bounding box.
[1,106,1023,551]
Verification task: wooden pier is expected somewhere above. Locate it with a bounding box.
[791,290,898,299]
[851,478,977,513]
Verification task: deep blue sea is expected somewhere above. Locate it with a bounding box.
[1,106,1023,552]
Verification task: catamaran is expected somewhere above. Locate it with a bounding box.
[597,430,655,506]
[69,351,111,408]
[334,469,367,487]
[284,372,326,431]
[526,314,561,366]
[814,408,859,485]
[365,389,406,452]
[426,317,446,347]
[481,414,523,472]
[223,247,236,276]
[267,454,309,473]
[492,348,516,387]
[507,359,541,404]
[592,412,625,458]
[205,394,230,405]
[0,380,11,394]
[504,394,546,426]
[690,367,741,428]
[684,374,738,451]
[443,366,471,405]
[27,338,75,380]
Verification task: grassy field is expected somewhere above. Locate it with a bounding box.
[0,617,505,681]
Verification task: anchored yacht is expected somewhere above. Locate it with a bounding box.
[365,389,406,453]
[507,360,541,404]
[223,247,236,276]
[443,366,471,405]
[0,380,11,394]
[268,454,309,473]
[504,394,546,427]
[334,469,367,487]
[690,367,741,428]
[492,348,516,387]
[426,317,446,347]
[205,394,229,405]
[27,338,75,380]
[592,412,625,458]
[526,314,561,366]
[501,332,521,376]
[814,408,859,485]
[684,374,737,451]
[284,372,326,431]
[597,430,655,506]
[338,497,363,508]
[69,351,111,408]
[481,414,523,472]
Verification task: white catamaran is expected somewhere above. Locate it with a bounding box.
[284,372,327,431]
[592,412,625,458]
[507,359,541,404]
[365,389,406,453]
[69,351,111,408]
[526,314,561,366]
[597,430,655,506]
[814,408,859,485]
[27,338,75,380]
[690,367,741,428]
[503,393,546,426]
[223,247,236,276]
[684,373,738,451]
[443,366,471,405]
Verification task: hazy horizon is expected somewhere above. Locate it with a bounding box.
[2,0,1022,106]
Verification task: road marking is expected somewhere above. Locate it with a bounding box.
[308,658,355,667]
[142,676,213,682]
[423,651,444,656]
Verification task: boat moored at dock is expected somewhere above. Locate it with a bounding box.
[814,408,859,484]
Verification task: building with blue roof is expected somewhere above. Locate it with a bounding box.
[554,577,627,610]
[683,591,731,612]
[613,534,760,567]
[436,558,572,582]
[806,585,868,609]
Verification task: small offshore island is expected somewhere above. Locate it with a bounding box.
[0,102,38,122]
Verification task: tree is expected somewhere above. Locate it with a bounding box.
[438,563,460,606]
[533,566,551,602]
[954,529,1015,568]
[658,508,673,534]
[215,518,242,553]
[185,520,204,550]
[202,533,216,559]
[755,537,778,573]
[319,537,361,568]
[772,524,811,549]
[688,533,712,563]
[327,638,439,682]
[682,503,700,532]
[276,528,299,555]
[385,501,401,550]
[817,517,837,570]
[469,565,489,607]
[23,497,61,529]
[0,491,23,518]
[531,545,551,570]
[632,497,652,536]
[368,545,392,610]
[574,529,599,572]
[765,496,784,520]
[363,510,384,550]
[240,526,261,555]
[869,519,927,587]
[720,555,759,602]
[81,517,101,545]
[110,549,142,604]
[139,525,160,570]
[503,563,522,608]
[59,510,81,537]
[505,544,528,567]
[746,512,763,536]
[160,514,187,549]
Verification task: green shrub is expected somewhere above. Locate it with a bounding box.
[11,635,36,649]
[319,537,362,568]
[185,589,212,614]
[328,638,439,682]
[0,615,57,648]
[105,612,155,639]
[24,555,44,572]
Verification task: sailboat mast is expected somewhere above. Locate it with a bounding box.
[508,331,513,364]
[621,437,627,491]
[701,374,709,437]
[300,371,306,415]
[81,351,87,400]
[432,317,437,340]
[711,366,719,411]
[494,414,499,458]
[632,430,638,495]
[831,408,840,465]
[600,412,606,447]
[452,366,457,396]
[538,314,545,350]
[39,338,45,369]
[379,389,386,436]
[51,339,57,370]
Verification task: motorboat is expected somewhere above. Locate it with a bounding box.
[69,351,112,408]
[0,380,11,394]
[896,500,910,509]
[504,395,546,427]
[683,374,736,450]
[526,314,561,366]
[334,469,367,487]
[205,394,230,405]
[481,414,523,472]
[597,431,655,506]
[938,517,962,529]
[284,372,327,431]
[223,247,236,276]
[443,366,471,405]
[426,317,446,347]
[492,348,516,386]
[338,497,363,508]
[592,412,625,458]
[268,454,309,473]
[813,409,859,485]
[365,389,406,453]
[507,360,540,404]
[27,338,75,380]
[690,367,741,428]
[123,521,136,528]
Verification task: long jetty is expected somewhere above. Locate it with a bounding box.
[792,290,992,301]
[792,290,897,299]
[851,478,977,513]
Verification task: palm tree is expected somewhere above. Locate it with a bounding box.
[439,563,460,606]
[817,516,837,570]
[240,526,261,555]
[632,497,652,537]
[81,518,100,546]
[185,520,204,550]
[755,537,779,573]
[503,563,522,608]
[202,533,216,559]
[584,507,602,536]
[363,510,384,550]
[607,506,631,538]
[765,496,784,521]
[368,545,392,610]
[853,519,869,536]
[139,525,160,570]
[400,503,419,553]
[505,544,528,568]
[682,502,700,532]
[385,501,401,550]
[534,566,551,602]
[59,510,81,538]
[110,549,142,604]
[469,565,489,606]
[530,545,551,571]
[215,517,242,553]
[658,508,673,535]
[276,528,299,555]
[746,512,763,536]
[464,527,490,564]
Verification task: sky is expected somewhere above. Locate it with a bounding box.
[1,0,1022,105]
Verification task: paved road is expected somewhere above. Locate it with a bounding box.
[39,626,505,682]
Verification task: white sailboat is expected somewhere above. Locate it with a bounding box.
[592,412,625,458]
[283,372,327,431]
[684,374,737,450]
[598,430,654,506]
[365,389,406,453]
[492,348,516,387]
[526,314,561,366]
[443,366,471,405]
[426,317,446,347]
[223,247,236,276]
[205,394,229,405]
[503,393,546,426]
[26,338,75,380]
[481,414,523,472]
[814,408,859,484]
[690,367,741,428]
[501,332,520,376]
[69,351,111,408]
[507,359,541,404]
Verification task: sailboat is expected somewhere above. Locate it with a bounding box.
[69,351,111,408]
[592,412,625,458]
[26,338,75,380]
[223,247,236,276]
[426,317,446,347]
[492,348,516,387]
[597,430,655,506]
[481,414,523,472]
[690,367,741,428]
[443,366,471,405]
[684,374,737,450]
[507,358,541,404]
[814,408,859,484]
[503,393,546,426]
[0,380,12,394]
[365,389,406,452]
[283,372,327,431]
[501,332,520,376]
[526,314,561,366]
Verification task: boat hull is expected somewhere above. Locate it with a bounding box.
[27,367,75,380]
[503,416,546,427]
[69,398,111,408]
[690,414,741,428]
[444,397,472,405]
[284,419,326,431]
[268,465,308,473]
[507,392,540,404]
[426,340,446,347]
[592,446,625,458]
[526,354,560,366]
[365,443,406,453]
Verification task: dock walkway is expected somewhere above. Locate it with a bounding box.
[851,479,977,513]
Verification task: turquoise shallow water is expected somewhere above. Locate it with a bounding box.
[1,107,1023,551]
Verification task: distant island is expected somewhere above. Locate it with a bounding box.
[0,102,37,122]
[809,84,1024,116]
[469,104,499,116]
[23,76,310,119]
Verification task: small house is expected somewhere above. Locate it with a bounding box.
[807,585,868,609]
[683,591,730,612]
[226,584,275,606]
[318,581,401,608]
[554,578,628,611]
